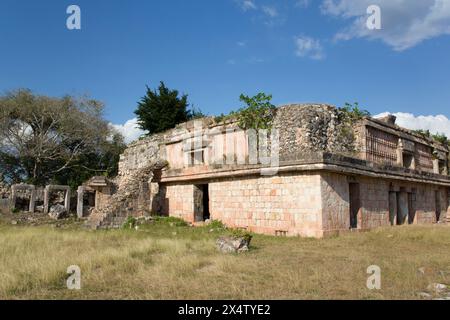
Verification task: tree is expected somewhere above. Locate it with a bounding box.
[235,93,277,130]
[134,82,204,135]
[214,93,277,130]
[0,89,126,187]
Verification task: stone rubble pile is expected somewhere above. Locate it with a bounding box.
[216,235,252,253]
[86,159,167,229]
[48,204,68,220]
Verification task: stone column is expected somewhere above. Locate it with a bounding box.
[77,186,84,218]
[43,186,50,214]
[388,192,397,226]
[10,185,17,211]
[433,159,440,174]
[29,187,36,213]
[64,189,71,213]
[397,191,409,225]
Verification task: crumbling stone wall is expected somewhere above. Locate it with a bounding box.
[119,104,361,175]
[273,104,359,161]
[118,134,163,177]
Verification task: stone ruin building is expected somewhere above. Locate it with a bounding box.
[83,103,450,237]
[2,104,446,238]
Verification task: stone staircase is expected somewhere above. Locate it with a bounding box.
[86,160,167,229]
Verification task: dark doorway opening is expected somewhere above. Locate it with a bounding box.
[396,191,408,225]
[349,183,361,229]
[388,192,397,226]
[402,153,414,169]
[15,196,30,212]
[202,184,210,221]
[435,191,441,222]
[408,191,416,224]
[194,184,210,222]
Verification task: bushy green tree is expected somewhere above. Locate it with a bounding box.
[235,93,277,130]
[135,82,204,135]
[214,93,277,130]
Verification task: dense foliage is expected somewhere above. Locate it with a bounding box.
[135,82,205,135]
[0,89,126,188]
[413,129,449,145]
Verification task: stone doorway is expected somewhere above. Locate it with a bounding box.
[194,184,210,222]
[349,183,361,229]
[408,191,417,224]
[435,190,442,222]
[396,190,408,225]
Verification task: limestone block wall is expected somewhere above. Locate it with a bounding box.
[320,173,351,234]
[161,183,195,223]
[357,177,391,229]
[320,172,449,234]
[208,173,323,238]
[160,171,448,238]
[415,187,438,224]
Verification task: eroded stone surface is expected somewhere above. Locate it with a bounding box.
[48,204,68,220]
[216,236,251,254]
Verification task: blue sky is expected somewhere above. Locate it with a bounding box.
[1,0,450,142]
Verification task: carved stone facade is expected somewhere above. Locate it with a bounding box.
[96,104,450,236]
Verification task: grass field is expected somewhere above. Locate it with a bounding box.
[0,217,449,300]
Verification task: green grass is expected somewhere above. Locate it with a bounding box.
[0,219,449,300]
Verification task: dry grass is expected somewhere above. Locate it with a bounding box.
[0,220,449,300]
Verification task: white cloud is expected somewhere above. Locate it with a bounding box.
[234,0,283,26]
[236,0,257,11]
[110,118,147,144]
[262,6,278,18]
[294,35,325,60]
[321,0,450,51]
[375,112,450,137]
[237,41,247,47]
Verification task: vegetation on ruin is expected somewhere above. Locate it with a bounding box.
[339,102,371,122]
[0,217,449,299]
[214,93,277,130]
[134,82,205,135]
[0,89,126,188]
[334,102,371,151]
[153,216,189,227]
[122,216,138,229]
[413,129,449,146]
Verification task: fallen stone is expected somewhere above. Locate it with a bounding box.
[427,283,447,293]
[216,236,252,254]
[11,220,17,225]
[48,204,68,220]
